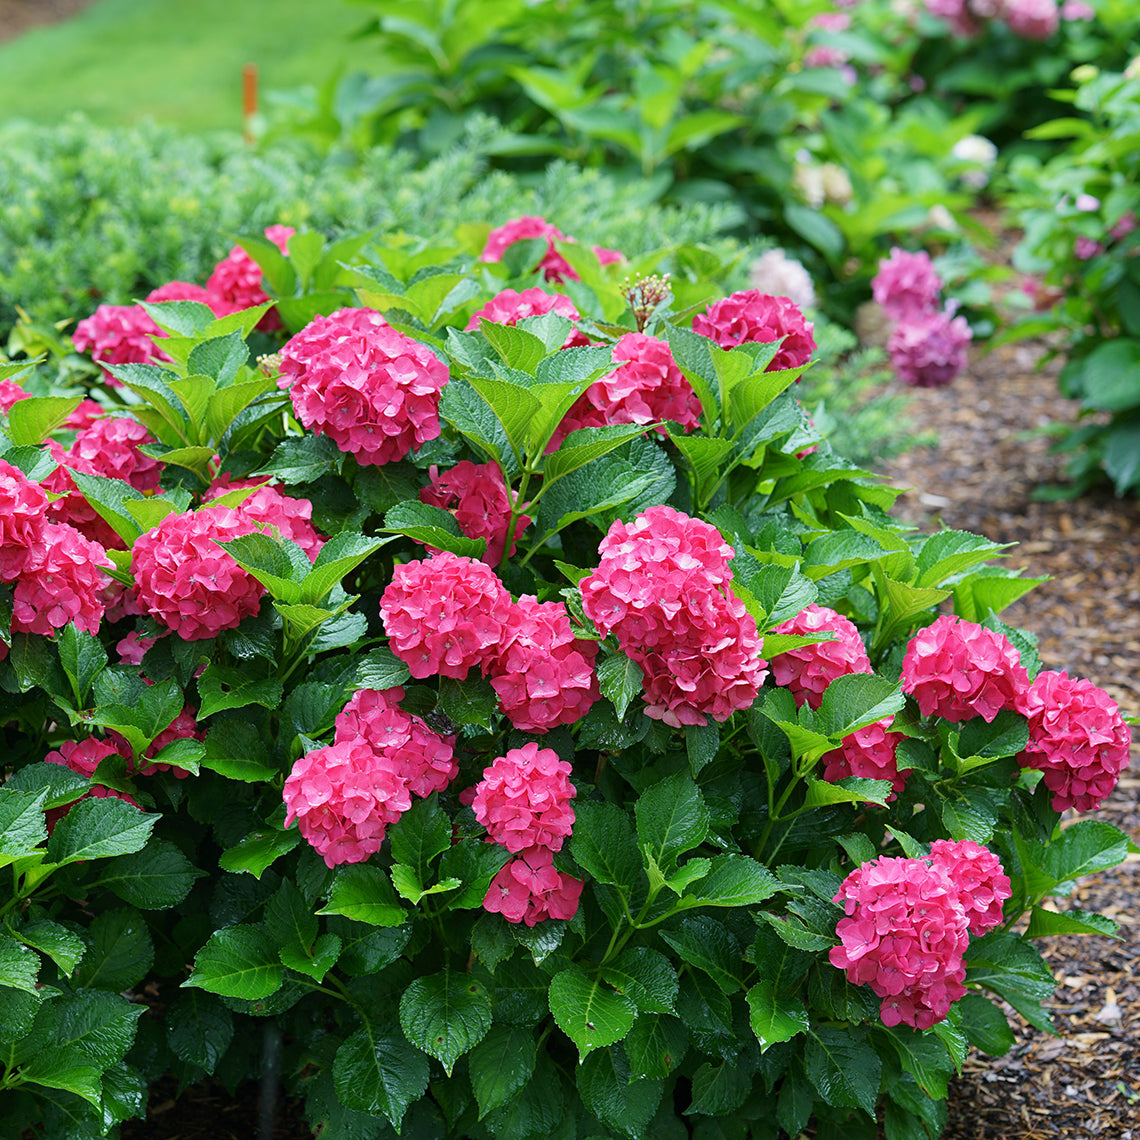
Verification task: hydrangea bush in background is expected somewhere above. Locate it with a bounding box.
[0,216,1133,1140]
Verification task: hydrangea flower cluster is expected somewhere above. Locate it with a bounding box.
[10,522,113,637]
[821,717,911,798]
[480,214,622,282]
[0,458,50,581]
[872,248,972,389]
[145,280,220,309]
[466,287,591,348]
[72,304,170,380]
[206,476,326,562]
[770,604,872,709]
[380,551,514,679]
[279,307,449,466]
[474,743,584,925]
[137,705,204,777]
[1014,671,1132,812]
[923,0,1063,40]
[283,686,459,869]
[206,223,295,330]
[901,614,1030,723]
[692,290,816,373]
[131,506,266,640]
[381,552,599,732]
[830,845,1008,1030]
[487,596,600,733]
[420,460,530,566]
[580,506,768,727]
[552,332,702,448]
[748,249,817,312]
[44,739,141,829]
[0,378,32,412]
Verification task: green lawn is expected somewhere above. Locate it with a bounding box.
[0,0,382,132]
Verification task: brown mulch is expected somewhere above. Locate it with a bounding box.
[878,342,1140,1140]
[0,0,96,43]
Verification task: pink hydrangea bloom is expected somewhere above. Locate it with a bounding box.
[472,742,577,853]
[692,290,815,372]
[1002,0,1060,38]
[72,304,169,381]
[553,332,702,447]
[143,705,204,777]
[483,845,584,926]
[145,281,220,310]
[924,0,982,35]
[206,224,295,330]
[805,46,849,68]
[887,306,972,388]
[334,687,458,799]
[0,378,31,412]
[0,458,49,582]
[466,286,592,349]
[1060,0,1094,17]
[481,215,576,282]
[821,717,911,799]
[1110,211,1137,240]
[1014,671,1132,813]
[810,11,852,30]
[206,476,325,562]
[380,551,513,679]
[581,506,767,726]
[45,736,123,779]
[1074,236,1103,260]
[901,614,1030,723]
[929,839,1012,934]
[131,507,266,640]
[116,631,157,666]
[872,248,944,322]
[770,604,872,709]
[419,460,530,566]
[487,596,600,733]
[64,399,107,432]
[283,737,412,868]
[280,307,449,466]
[593,245,625,267]
[830,855,971,1030]
[11,523,111,636]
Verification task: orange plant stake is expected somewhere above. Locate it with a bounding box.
[243,63,258,143]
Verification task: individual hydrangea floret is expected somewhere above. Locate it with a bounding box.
[872,248,944,322]
[901,614,1030,723]
[748,249,817,312]
[929,839,1012,935]
[472,742,577,854]
[466,287,591,347]
[72,304,169,380]
[206,223,295,329]
[887,306,973,388]
[1014,671,1132,813]
[830,855,970,1030]
[0,458,49,582]
[483,845,584,926]
[487,597,600,733]
[770,604,872,709]
[419,460,530,566]
[11,523,112,636]
[380,551,513,679]
[334,687,458,799]
[692,290,815,373]
[279,307,449,466]
[821,717,911,798]
[553,332,701,447]
[131,507,266,640]
[283,737,412,868]
[206,476,326,562]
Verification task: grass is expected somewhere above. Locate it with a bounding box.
[0,0,381,132]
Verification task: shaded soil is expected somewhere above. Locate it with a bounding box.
[0,0,96,43]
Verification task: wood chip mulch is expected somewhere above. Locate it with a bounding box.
[877,339,1140,1140]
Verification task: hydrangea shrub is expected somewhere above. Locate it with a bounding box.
[0,221,1133,1140]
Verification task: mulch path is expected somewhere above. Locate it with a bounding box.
[878,340,1140,1140]
[0,0,96,43]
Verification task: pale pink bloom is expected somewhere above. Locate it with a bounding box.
[1002,0,1060,38]
[924,0,982,35]
[1060,0,1095,17]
